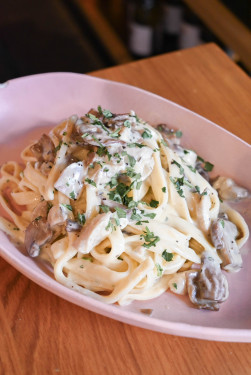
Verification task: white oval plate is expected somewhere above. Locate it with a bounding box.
[0,73,250,342]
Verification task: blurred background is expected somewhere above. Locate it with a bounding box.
[0,0,250,82]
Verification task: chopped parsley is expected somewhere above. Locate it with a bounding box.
[173,283,178,290]
[87,113,110,134]
[99,205,110,213]
[194,186,208,196]
[170,176,185,198]
[124,120,131,128]
[55,141,62,152]
[85,178,97,187]
[162,187,167,193]
[143,212,156,219]
[77,213,86,225]
[220,219,225,228]
[187,165,196,173]
[61,204,73,211]
[63,131,67,136]
[197,156,214,172]
[34,216,42,222]
[156,263,163,277]
[115,207,127,219]
[136,181,142,190]
[171,160,184,175]
[127,154,136,168]
[175,130,183,138]
[110,128,121,138]
[162,250,174,262]
[128,142,146,148]
[140,226,160,249]
[142,128,152,139]
[204,161,214,172]
[97,105,113,119]
[149,199,159,208]
[160,139,168,147]
[197,156,205,162]
[69,191,76,200]
[130,209,142,221]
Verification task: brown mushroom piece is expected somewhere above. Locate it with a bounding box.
[66,220,82,232]
[31,200,49,221]
[24,218,53,257]
[210,214,242,272]
[156,124,181,147]
[186,251,229,311]
[212,176,250,201]
[30,134,55,162]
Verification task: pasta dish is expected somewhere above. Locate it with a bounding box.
[0,107,249,310]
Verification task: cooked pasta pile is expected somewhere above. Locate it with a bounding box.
[0,107,249,310]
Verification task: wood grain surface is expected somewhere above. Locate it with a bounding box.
[1,43,251,375]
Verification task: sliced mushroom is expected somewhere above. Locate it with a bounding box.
[212,176,250,201]
[156,124,181,147]
[25,218,53,257]
[186,251,229,311]
[40,161,54,176]
[73,212,111,254]
[66,220,82,232]
[210,215,242,272]
[30,134,55,163]
[31,200,49,221]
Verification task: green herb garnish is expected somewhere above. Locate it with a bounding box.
[142,128,152,139]
[149,200,159,208]
[156,263,163,277]
[162,250,174,262]
[69,191,76,200]
[77,213,86,225]
[61,204,73,212]
[85,178,97,187]
[140,226,160,249]
[115,207,127,219]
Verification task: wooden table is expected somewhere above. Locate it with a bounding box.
[1,43,251,375]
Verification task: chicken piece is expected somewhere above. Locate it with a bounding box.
[73,212,111,254]
[186,251,229,311]
[54,162,87,200]
[30,134,55,163]
[210,214,242,272]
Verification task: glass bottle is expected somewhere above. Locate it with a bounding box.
[128,0,163,58]
[163,0,184,52]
